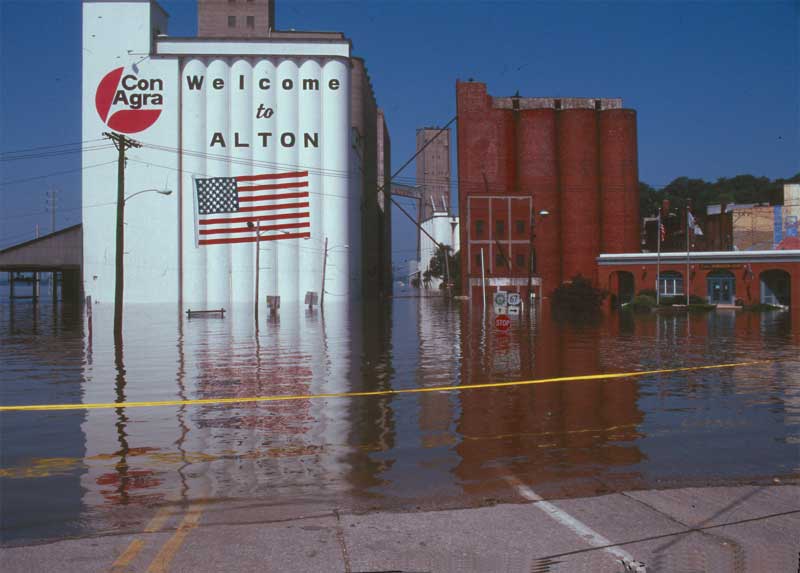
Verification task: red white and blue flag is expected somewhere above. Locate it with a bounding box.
[194,171,310,246]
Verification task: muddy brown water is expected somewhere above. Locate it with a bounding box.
[1,291,798,544]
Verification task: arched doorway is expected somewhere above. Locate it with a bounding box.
[760,269,791,307]
[706,270,735,304]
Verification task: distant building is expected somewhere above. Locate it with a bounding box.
[198,0,276,37]
[456,81,639,299]
[416,128,451,222]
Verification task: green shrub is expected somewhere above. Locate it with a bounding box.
[742,303,783,312]
[627,294,656,313]
[552,275,608,318]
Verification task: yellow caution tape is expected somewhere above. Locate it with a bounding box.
[0,360,772,412]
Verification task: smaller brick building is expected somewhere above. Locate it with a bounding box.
[598,251,799,308]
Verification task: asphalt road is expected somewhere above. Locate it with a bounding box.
[2,484,798,572]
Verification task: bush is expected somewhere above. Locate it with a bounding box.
[627,293,656,313]
[742,303,783,312]
[552,275,608,318]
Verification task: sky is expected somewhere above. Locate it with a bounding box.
[1,0,798,266]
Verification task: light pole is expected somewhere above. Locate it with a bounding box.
[114,188,172,343]
[527,209,550,308]
[321,238,349,309]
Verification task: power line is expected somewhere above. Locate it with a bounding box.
[0,160,117,188]
[0,139,106,157]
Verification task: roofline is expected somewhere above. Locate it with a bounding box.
[0,224,82,255]
[598,250,800,265]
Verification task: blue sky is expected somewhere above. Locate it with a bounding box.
[1,0,798,263]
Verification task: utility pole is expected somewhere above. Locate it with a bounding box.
[247,220,262,326]
[321,236,328,309]
[46,188,57,298]
[104,132,141,344]
[46,187,57,234]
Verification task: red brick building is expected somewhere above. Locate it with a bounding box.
[456,81,640,300]
[599,251,799,308]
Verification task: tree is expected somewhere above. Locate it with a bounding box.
[551,275,608,319]
[427,245,461,293]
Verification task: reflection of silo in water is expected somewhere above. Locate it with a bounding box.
[188,303,354,501]
[456,309,644,495]
[344,299,396,491]
[417,297,461,448]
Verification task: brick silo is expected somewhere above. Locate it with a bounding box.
[599,109,639,253]
[558,109,600,283]
[519,108,561,294]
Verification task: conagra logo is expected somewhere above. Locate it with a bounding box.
[95,67,164,133]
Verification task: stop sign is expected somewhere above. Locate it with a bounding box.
[495,314,511,331]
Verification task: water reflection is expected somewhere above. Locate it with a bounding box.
[0,290,798,544]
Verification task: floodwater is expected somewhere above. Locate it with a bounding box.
[1,285,799,545]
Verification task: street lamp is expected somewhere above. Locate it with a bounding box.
[527,208,551,307]
[114,188,172,343]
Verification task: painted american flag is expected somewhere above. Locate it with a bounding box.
[194,171,310,246]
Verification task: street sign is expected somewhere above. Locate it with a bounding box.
[508,293,521,307]
[494,305,507,315]
[507,305,520,316]
[493,291,508,307]
[495,314,511,331]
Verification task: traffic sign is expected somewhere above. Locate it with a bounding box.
[493,291,508,307]
[495,314,511,331]
[507,305,520,316]
[508,293,521,306]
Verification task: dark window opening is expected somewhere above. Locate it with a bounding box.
[495,220,505,236]
[475,254,482,268]
[246,15,255,28]
[228,15,236,27]
[495,253,505,267]
[475,219,485,238]
[515,219,525,235]
[515,254,525,268]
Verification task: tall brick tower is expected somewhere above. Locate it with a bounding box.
[198,0,276,37]
[416,128,451,222]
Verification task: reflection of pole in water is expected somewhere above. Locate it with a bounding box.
[175,312,190,501]
[113,342,130,504]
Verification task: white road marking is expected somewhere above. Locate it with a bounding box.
[505,476,646,572]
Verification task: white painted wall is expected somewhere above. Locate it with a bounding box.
[83,1,354,306]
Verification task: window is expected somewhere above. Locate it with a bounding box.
[495,253,505,267]
[515,220,525,235]
[475,219,485,238]
[658,272,683,296]
[246,15,255,28]
[515,254,525,268]
[228,15,236,27]
[475,254,482,268]
[495,220,505,236]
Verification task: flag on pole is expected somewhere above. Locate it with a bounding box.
[194,171,311,246]
[687,210,703,236]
